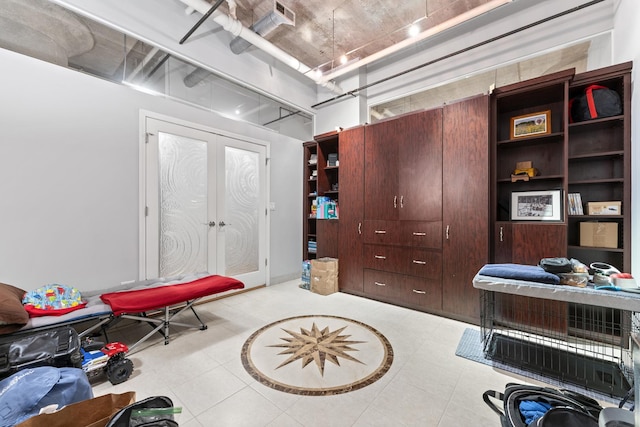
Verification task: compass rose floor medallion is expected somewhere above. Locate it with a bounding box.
[241,315,393,396]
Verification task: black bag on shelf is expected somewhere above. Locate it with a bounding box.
[0,326,83,380]
[570,84,622,122]
[539,257,573,274]
[483,383,602,427]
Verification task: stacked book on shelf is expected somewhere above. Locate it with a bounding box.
[568,193,584,215]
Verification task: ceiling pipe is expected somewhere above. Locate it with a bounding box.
[230,8,293,55]
[318,0,513,84]
[177,0,342,94]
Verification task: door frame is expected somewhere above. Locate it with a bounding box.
[138,110,270,286]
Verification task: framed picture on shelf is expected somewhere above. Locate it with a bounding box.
[510,110,551,139]
[511,189,563,221]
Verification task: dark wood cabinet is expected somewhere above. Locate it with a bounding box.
[308,99,490,323]
[442,95,490,323]
[489,62,632,339]
[337,127,365,293]
[302,141,317,261]
[364,109,443,221]
[566,62,632,272]
[490,62,631,271]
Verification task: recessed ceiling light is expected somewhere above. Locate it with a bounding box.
[235,109,241,115]
[408,24,420,37]
[340,55,348,64]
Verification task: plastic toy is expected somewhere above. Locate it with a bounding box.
[81,338,133,385]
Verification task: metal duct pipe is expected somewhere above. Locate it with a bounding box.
[229,9,292,55]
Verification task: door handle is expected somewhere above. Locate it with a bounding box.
[499,226,504,242]
[358,222,362,235]
[219,221,229,228]
[445,225,450,240]
[400,195,404,208]
[394,195,397,208]
[204,221,216,227]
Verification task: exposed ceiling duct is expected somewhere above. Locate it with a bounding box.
[230,1,295,55]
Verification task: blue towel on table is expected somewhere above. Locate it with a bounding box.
[478,263,560,285]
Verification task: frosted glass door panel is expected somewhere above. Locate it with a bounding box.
[224,146,259,276]
[158,133,208,277]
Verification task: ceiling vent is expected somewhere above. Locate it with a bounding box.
[229,0,295,55]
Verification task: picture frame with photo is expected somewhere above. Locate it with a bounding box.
[511,189,563,221]
[510,110,552,139]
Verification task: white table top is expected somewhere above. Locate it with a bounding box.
[473,274,640,312]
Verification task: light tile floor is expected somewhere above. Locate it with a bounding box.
[91,279,615,426]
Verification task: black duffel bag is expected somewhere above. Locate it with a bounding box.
[570,84,621,122]
[0,326,82,380]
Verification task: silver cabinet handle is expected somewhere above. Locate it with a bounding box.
[358,222,362,235]
[413,232,426,236]
[445,225,450,240]
[374,255,386,260]
[400,195,404,208]
[374,230,387,234]
[412,289,426,294]
[374,281,386,287]
[499,226,504,242]
[412,260,426,265]
[394,195,397,208]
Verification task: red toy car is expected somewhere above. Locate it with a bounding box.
[81,339,133,385]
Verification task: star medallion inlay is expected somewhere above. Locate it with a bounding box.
[268,322,365,376]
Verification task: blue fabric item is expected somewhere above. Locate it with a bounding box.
[478,263,560,285]
[519,400,552,425]
[0,367,93,426]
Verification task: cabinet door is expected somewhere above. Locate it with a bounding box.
[364,119,399,220]
[398,109,443,221]
[316,219,338,258]
[442,95,490,323]
[511,223,567,264]
[338,127,364,293]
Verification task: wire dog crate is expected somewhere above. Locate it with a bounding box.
[475,276,638,398]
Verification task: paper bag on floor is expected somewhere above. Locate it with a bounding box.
[311,257,339,295]
[17,391,136,427]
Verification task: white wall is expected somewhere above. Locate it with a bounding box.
[612,0,640,276]
[0,48,302,291]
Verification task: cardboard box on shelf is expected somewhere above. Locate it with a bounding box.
[587,201,621,215]
[580,222,618,248]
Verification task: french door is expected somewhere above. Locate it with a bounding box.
[143,117,267,288]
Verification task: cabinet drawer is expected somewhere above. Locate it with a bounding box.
[363,244,403,271]
[363,220,401,245]
[363,269,405,301]
[363,245,441,278]
[406,248,442,279]
[363,269,442,311]
[400,221,442,248]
